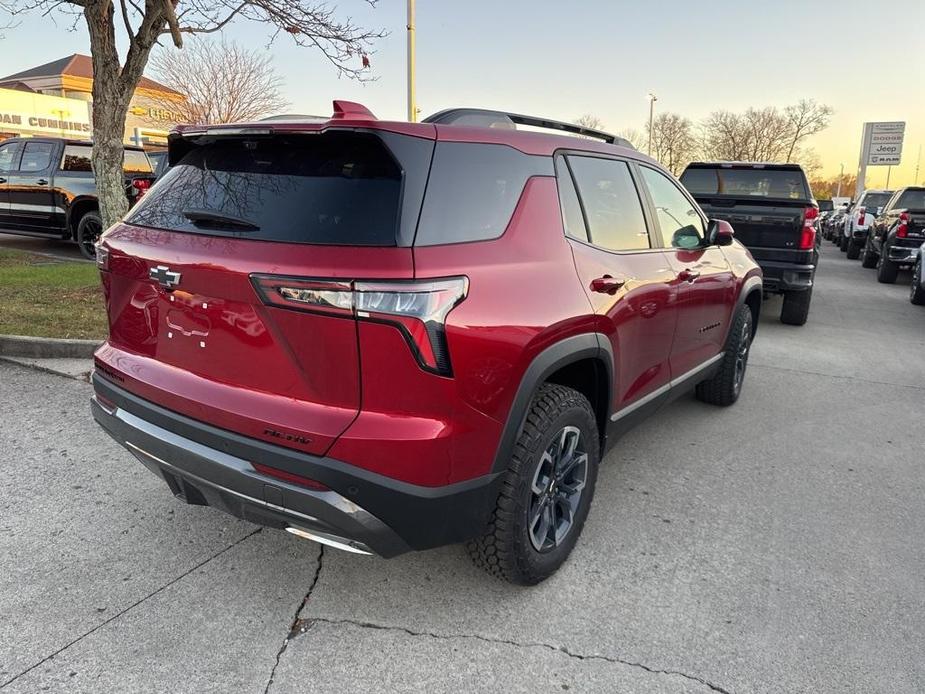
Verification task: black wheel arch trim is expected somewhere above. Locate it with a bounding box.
[490,332,613,475]
[735,275,763,338]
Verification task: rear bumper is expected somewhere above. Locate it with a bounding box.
[756,259,816,293]
[90,373,501,557]
[887,245,919,264]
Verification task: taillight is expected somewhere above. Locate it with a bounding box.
[251,275,468,376]
[131,178,152,199]
[857,207,866,226]
[897,211,909,238]
[799,206,818,249]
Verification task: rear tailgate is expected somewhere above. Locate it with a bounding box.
[96,129,429,457]
[695,198,812,262]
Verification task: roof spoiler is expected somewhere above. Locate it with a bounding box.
[422,108,632,148]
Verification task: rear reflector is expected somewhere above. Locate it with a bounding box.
[251,275,468,376]
[253,462,329,491]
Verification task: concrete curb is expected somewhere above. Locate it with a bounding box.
[0,334,102,359]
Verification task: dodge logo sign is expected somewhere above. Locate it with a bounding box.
[149,265,181,289]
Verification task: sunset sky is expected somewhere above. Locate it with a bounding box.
[3,0,923,188]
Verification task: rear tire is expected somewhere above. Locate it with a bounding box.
[76,211,103,261]
[695,304,752,407]
[780,288,812,326]
[910,259,925,305]
[467,384,599,585]
[839,234,848,252]
[861,243,878,268]
[876,252,899,284]
[846,240,861,259]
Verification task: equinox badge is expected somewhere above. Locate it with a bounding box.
[150,265,181,289]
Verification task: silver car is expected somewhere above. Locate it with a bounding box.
[912,241,925,305]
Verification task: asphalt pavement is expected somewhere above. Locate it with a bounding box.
[0,232,90,263]
[1,245,923,693]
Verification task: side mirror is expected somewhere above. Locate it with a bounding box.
[708,219,735,246]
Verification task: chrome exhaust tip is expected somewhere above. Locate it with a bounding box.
[286,526,373,555]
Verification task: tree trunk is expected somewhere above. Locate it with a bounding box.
[85,1,132,229]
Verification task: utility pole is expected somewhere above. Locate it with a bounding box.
[647,92,657,156]
[836,163,844,197]
[407,0,417,122]
[915,145,921,184]
[885,166,892,188]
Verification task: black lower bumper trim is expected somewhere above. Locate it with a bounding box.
[757,260,815,293]
[91,373,501,555]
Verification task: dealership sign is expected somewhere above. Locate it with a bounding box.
[861,121,905,166]
[0,111,90,134]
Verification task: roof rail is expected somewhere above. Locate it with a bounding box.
[422,108,633,148]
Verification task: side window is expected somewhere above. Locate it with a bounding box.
[0,142,21,172]
[20,142,55,172]
[640,166,706,250]
[555,156,588,242]
[61,145,93,172]
[567,156,649,251]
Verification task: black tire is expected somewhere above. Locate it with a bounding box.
[75,211,103,261]
[780,288,812,326]
[839,234,849,252]
[846,240,861,259]
[861,242,878,268]
[876,252,899,284]
[695,304,752,407]
[910,259,925,305]
[467,384,599,585]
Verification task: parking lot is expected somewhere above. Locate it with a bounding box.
[1,246,923,693]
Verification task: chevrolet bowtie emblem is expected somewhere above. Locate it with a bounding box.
[149,265,181,289]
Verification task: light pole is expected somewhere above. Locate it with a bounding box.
[407,0,417,122]
[836,163,844,197]
[647,92,657,156]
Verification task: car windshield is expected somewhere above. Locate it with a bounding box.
[861,193,892,210]
[896,189,925,209]
[681,167,810,199]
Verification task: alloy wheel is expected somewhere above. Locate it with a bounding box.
[733,319,751,395]
[80,217,102,259]
[528,426,588,553]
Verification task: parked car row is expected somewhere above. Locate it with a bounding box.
[825,186,925,303]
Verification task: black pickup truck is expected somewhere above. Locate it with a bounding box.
[860,186,925,283]
[0,137,154,259]
[680,162,819,325]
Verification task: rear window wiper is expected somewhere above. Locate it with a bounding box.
[183,208,261,232]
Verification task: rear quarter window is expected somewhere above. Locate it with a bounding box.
[414,142,553,246]
[125,133,404,245]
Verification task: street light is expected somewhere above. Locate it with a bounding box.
[647,92,657,156]
[407,0,416,122]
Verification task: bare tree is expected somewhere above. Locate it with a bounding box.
[4,0,383,228]
[702,101,833,164]
[647,112,697,175]
[148,39,287,124]
[784,99,833,162]
[616,127,645,151]
[574,114,605,131]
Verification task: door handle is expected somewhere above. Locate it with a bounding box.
[590,275,626,295]
[36,178,49,185]
[678,269,701,283]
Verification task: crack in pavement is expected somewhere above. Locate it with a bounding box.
[298,616,732,694]
[263,545,324,694]
[0,528,262,690]
[750,362,925,391]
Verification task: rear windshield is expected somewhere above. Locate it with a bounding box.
[894,190,925,210]
[861,192,892,210]
[59,144,153,173]
[125,133,402,245]
[681,167,810,199]
[818,199,834,211]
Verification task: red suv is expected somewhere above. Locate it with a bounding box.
[91,101,762,584]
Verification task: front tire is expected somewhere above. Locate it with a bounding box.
[696,303,753,406]
[467,384,599,585]
[910,259,925,305]
[839,234,849,252]
[876,252,899,284]
[780,288,812,326]
[75,211,103,261]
